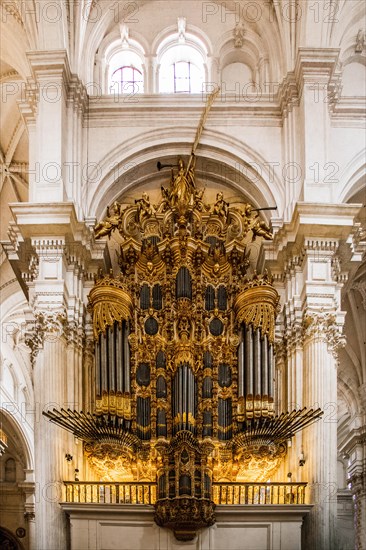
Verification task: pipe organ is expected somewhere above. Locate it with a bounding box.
[44,157,322,540]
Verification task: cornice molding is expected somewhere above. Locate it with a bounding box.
[264,203,363,261]
[26,50,72,83]
[294,48,340,89]
[24,50,88,115]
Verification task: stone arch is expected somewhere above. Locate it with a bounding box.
[337,377,360,422]
[337,150,366,203]
[151,23,212,58]
[85,127,284,221]
[0,289,33,409]
[0,11,30,79]
[0,526,25,550]
[0,409,34,473]
[339,48,366,98]
[217,29,262,84]
[93,28,148,95]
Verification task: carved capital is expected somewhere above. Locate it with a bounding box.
[24,511,35,521]
[278,73,299,117]
[25,309,68,364]
[302,312,346,357]
[274,339,287,362]
[286,322,304,352]
[64,321,85,348]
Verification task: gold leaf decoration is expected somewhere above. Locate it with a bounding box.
[234,274,279,342]
[88,274,133,339]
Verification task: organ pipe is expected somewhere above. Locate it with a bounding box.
[238,330,245,397]
[253,328,261,401]
[100,334,107,395]
[95,338,101,398]
[234,277,280,420]
[245,324,254,409]
[109,326,115,393]
[268,343,274,401]
[261,334,269,398]
[123,321,130,392]
[116,325,122,394]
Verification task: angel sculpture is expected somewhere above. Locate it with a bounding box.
[135,192,154,224]
[170,157,196,211]
[94,201,122,239]
[251,217,273,241]
[213,192,229,220]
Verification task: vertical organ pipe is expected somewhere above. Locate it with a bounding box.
[184,366,187,429]
[109,325,116,392]
[261,334,269,398]
[179,367,183,429]
[268,343,274,400]
[245,324,253,398]
[238,326,245,397]
[116,325,122,393]
[253,328,261,398]
[123,321,130,392]
[95,337,101,398]
[100,333,107,394]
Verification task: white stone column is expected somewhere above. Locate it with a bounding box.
[7,202,104,548]
[263,206,362,547]
[30,310,70,550]
[301,312,343,550]
[25,512,36,550]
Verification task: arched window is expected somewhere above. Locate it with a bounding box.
[110,66,143,95]
[158,43,206,93]
[108,49,144,95]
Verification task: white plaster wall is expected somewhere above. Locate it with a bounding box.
[65,505,309,550]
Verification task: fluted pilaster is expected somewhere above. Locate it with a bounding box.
[32,313,70,550]
[301,313,343,550]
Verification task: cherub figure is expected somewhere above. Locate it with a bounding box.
[240,203,253,233]
[213,191,229,220]
[155,186,170,213]
[251,217,273,241]
[94,201,122,239]
[135,192,154,224]
[194,187,210,212]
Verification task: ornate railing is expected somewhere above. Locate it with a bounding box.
[63,481,307,505]
[64,482,157,504]
[212,482,307,505]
